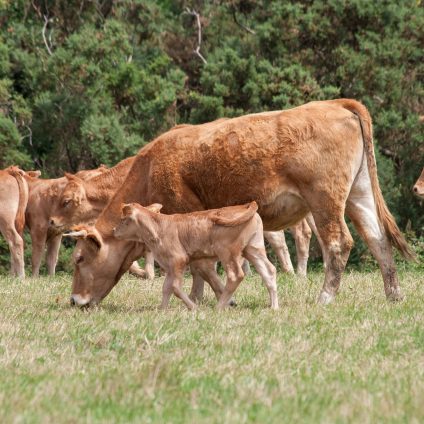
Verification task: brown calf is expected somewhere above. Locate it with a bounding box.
[112,202,278,310]
[0,166,29,278]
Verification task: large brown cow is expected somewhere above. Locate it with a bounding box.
[24,166,108,276]
[67,99,413,307]
[51,154,320,283]
[413,168,424,199]
[0,166,29,278]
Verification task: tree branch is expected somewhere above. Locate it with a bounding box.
[42,15,53,56]
[184,8,207,65]
[232,9,255,34]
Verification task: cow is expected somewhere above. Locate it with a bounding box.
[413,168,424,199]
[51,154,317,282]
[24,166,108,276]
[110,201,278,310]
[0,166,29,278]
[48,156,151,279]
[67,99,413,308]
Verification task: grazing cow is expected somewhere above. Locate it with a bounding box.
[110,201,278,310]
[24,166,107,276]
[67,99,413,308]
[0,166,29,278]
[413,168,424,199]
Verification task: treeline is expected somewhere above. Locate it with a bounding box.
[0,0,423,270]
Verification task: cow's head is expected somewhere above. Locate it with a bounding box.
[65,225,145,307]
[413,168,424,199]
[50,174,93,231]
[113,203,163,243]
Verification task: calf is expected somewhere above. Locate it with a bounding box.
[113,201,278,310]
[0,166,29,278]
[413,168,424,199]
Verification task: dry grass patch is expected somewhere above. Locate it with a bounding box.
[0,269,423,423]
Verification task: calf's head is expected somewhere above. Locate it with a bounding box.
[113,203,163,243]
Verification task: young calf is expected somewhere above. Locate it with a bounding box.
[113,201,278,310]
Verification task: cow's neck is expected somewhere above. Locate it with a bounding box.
[96,153,150,237]
[84,157,134,206]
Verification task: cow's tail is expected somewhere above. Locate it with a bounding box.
[7,166,29,236]
[334,99,415,260]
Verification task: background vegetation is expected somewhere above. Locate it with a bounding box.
[0,0,423,271]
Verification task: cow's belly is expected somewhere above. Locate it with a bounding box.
[259,192,309,231]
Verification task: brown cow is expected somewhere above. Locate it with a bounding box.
[67,99,413,307]
[111,201,278,310]
[24,166,108,276]
[413,168,424,199]
[49,156,150,279]
[0,166,29,278]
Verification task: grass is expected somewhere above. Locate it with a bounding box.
[0,268,424,423]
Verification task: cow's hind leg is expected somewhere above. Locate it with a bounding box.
[264,231,294,274]
[0,220,25,279]
[312,210,353,305]
[30,227,47,277]
[244,245,278,309]
[347,171,402,301]
[46,234,62,276]
[290,219,312,277]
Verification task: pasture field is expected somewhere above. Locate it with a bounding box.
[1,269,424,423]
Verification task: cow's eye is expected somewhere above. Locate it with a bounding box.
[62,199,71,207]
[75,255,84,264]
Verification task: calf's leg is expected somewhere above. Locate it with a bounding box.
[217,259,245,310]
[244,245,279,309]
[190,259,224,301]
[144,250,155,280]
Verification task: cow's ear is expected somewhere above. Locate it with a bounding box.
[146,203,163,213]
[27,170,41,178]
[121,203,134,217]
[86,231,102,249]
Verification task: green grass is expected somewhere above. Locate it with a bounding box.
[1,269,424,423]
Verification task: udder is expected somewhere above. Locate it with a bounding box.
[259,192,309,231]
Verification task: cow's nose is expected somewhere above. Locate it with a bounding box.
[70,296,76,306]
[413,186,418,193]
[50,219,55,226]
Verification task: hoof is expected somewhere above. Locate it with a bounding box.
[386,289,404,302]
[229,299,237,307]
[317,291,334,305]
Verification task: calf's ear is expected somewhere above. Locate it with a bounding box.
[146,203,163,213]
[121,204,134,217]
